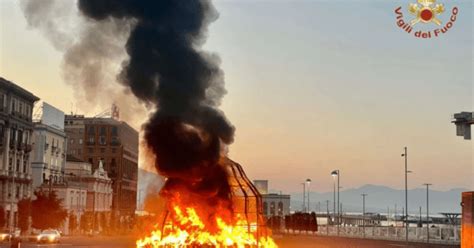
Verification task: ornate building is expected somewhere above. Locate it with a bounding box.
[64,115,138,221]
[0,77,39,228]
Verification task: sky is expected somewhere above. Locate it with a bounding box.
[0,0,472,193]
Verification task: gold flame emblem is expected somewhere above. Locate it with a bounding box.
[409,0,445,25]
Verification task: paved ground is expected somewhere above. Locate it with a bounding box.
[0,235,460,247]
[274,235,460,248]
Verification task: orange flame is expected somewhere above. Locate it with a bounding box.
[136,204,278,247]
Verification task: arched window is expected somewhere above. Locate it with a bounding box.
[270,202,276,216]
[278,201,284,216]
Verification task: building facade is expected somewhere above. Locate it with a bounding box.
[0,77,39,228]
[65,116,138,219]
[253,180,291,218]
[31,103,67,189]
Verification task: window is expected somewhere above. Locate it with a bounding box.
[70,139,74,144]
[99,136,106,145]
[263,202,268,216]
[23,158,27,173]
[88,126,95,135]
[15,186,19,199]
[88,158,93,165]
[79,139,83,144]
[19,102,22,116]
[270,202,276,216]
[111,126,118,136]
[9,129,15,146]
[16,159,20,172]
[11,98,15,114]
[100,127,106,135]
[278,202,284,216]
[8,157,12,171]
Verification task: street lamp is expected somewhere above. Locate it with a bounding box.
[401,147,412,243]
[331,169,340,235]
[305,179,311,213]
[423,183,432,243]
[301,183,306,212]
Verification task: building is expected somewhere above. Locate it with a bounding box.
[0,77,39,228]
[31,102,67,189]
[64,115,138,220]
[253,180,291,218]
[65,157,113,233]
[42,156,113,234]
[452,112,473,140]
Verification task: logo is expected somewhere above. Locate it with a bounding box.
[394,0,458,38]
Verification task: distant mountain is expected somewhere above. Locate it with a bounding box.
[289,184,468,214]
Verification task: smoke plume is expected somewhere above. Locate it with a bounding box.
[20,0,147,128]
[77,0,235,209]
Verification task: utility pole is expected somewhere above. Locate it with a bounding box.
[401,147,410,243]
[423,183,432,243]
[361,194,367,238]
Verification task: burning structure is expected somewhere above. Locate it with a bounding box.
[24,0,277,246]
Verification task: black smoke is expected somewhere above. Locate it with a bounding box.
[78,0,235,202]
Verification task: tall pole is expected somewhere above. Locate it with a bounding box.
[306,179,311,213]
[423,183,432,243]
[302,183,306,212]
[402,147,409,243]
[333,180,336,226]
[362,194,367,238]
[337,170,340,235]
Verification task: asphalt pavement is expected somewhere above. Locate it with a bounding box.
[0,235,460,248]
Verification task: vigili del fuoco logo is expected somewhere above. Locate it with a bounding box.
[395,0,458,38]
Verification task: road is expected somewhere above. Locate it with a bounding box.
[0,235,460,247]
[274,235,459,248]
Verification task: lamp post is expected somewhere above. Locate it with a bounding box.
[401,147,411,243]
[361,193,368,238]
[306,179,311,213]
[331,170,340,235]
[423,183,432,243]
[301,183,306,212]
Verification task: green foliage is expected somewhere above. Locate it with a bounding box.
[17,198,31,232]
[31,191,67,230]
[69,213,77,233]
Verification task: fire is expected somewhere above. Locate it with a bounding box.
[136,204,278,248]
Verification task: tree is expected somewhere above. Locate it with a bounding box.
[69,213,77,234]
[0,206,5,228]
[17,198,31,233]
[31,191,67,230]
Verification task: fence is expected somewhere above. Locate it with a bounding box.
[313,225,460,244]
